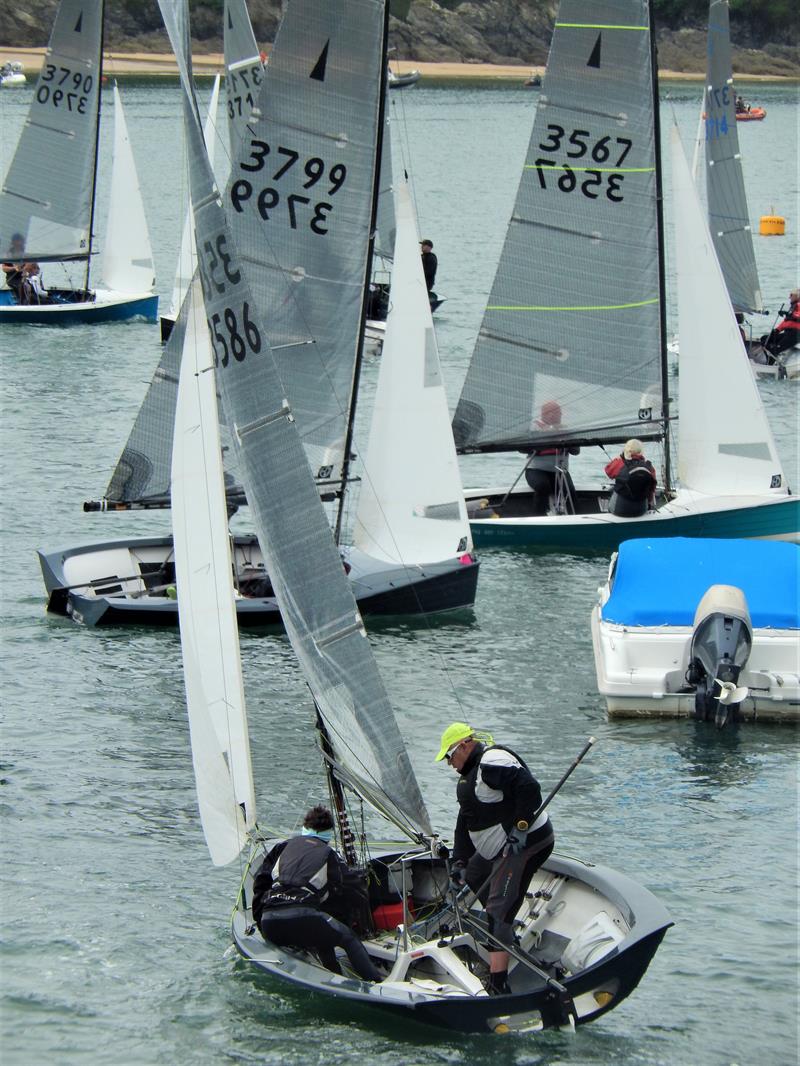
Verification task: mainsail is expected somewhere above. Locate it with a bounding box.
[704,0,763,314]
[354,180,472,564]
[172,275,255,867]
[672,125,784,496]
[159,0,432,844]
[0,0,103,263]
[453,0,664,454]
[223,0,264,153]
[101,85,156,295]
[104,281,243,507]
[221,0,385,483]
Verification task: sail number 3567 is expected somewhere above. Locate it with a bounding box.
[230,139,347,234]
[532,125,634,203]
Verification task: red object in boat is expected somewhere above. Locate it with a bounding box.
[736,107,766,121]
[372,900,414,930]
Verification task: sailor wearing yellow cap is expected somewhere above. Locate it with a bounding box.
[436,722,555,996]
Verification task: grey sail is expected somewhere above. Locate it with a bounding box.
[704,0,763,314]
[453,0,663,453]
[223,0,264,153]
[0,0,102,264]
[221,0,384,482]
[106,277,244,505]
[159,0,432,843]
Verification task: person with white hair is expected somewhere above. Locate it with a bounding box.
[604,439,657,517]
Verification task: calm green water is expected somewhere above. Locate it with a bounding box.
[1,80,798,1066]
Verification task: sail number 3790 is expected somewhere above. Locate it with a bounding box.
[532,124,634,202]
[230,139,347,234]
[37,65,93,113]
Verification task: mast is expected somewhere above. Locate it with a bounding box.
[333,0,391,546]
[649,0,672,493]
[315,707,358,866]
[84,0,105,295]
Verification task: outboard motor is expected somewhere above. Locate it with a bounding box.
[686,585,752,728]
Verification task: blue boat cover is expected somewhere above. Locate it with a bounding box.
[602,538,800,629]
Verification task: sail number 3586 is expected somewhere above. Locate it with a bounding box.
[230,139,347,234]
[532,124,633,203]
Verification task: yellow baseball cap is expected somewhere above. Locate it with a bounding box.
[435,722,474,762]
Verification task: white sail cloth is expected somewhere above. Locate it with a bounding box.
[102,85,156,294]
[672,126,785,497]
[171,276,256,866]
[354,180,472,564]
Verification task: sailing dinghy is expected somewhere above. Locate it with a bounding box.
[38,0,478,626]
[161,0,670,1032]
[701,0,797,378]
[453,0,797,552]
[0,0,157,324]
[592,538,800,724]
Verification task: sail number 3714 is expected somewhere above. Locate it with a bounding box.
[230,139,347,234]
[532,124,633,202]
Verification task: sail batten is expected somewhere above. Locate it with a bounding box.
[453,0,663,457]
[160,0,432,846]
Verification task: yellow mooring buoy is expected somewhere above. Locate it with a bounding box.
[760,213,786,236]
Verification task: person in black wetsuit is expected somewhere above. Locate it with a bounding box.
[436,722,555,996]
[420,238,437,295]
[252,805,381,982]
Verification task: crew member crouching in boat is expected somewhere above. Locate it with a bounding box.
[604,439,657,518]
[436,722,555,997]
[252,805,381,982]
[763,289,800,357]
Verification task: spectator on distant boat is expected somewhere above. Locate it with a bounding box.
[735,95,749,114]
[604,439,657,518]
[420,238,437,294]
[524,400,579,516]
[763,289,800,357]
[252,804,381,983]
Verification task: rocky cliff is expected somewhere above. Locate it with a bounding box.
[1,0,797,75]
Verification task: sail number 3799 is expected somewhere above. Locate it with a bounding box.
[230,139,347,234]
[532,124,634,203]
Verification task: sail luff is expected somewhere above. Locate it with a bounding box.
[172,275,256,867]
[158,0,432,844]
[334,7,391,544]
[704,0,763,314]
[453,0,664,458]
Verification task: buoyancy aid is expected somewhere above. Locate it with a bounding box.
[455,745,549,861]
[612,456,655,501]
[256,836,335,916]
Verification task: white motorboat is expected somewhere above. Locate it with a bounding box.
[591,537,800,725]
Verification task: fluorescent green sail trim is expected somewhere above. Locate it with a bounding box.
[524,165,655,173]
[555,22,648,30]
[486,298,660,312]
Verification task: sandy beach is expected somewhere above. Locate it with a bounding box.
[2,45,792,81]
